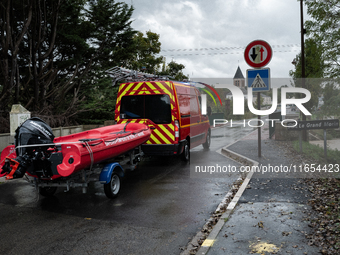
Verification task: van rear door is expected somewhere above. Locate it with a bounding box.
[115,81,176,148]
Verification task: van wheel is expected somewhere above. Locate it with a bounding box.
[203,130,211,149]
[181,141,190,162]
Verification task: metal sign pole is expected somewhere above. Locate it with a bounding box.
[324,129,327,160]
[258,92,261,157]
[244,39,272,159]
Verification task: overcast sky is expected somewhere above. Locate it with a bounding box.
[121,0,308,80]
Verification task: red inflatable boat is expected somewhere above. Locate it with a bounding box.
[0,118,151,180]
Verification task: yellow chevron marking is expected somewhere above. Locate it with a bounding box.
[118,83,135,101]
[154,129,171,144]
[156,82,173,101]
[130,82,144,95]
[146,82,161,94]
[138,90,151,95]
[159,125,174,141]
[150,134,162,144]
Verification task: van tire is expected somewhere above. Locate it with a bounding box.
[181,141,190,162]
[203,130,211,149]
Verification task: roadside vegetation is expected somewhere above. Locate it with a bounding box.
[288,2,340,251]
[0,0,187,132]
[290,138,340,254]
[292,140,340,165]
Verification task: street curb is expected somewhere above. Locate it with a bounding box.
[181,128,260,255]
[195,146,258,255]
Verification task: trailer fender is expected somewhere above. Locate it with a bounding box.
[99,163,124,184]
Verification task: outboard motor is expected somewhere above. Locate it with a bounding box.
[1,117,55,179]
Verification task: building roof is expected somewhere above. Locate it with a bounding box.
[233,66,244,79]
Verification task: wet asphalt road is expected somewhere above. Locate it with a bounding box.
[0,125,254,255]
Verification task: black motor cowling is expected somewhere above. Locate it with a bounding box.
[15,117,55,156]
[1,117,55,179]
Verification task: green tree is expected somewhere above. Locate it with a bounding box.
[0,0,137,129]
[320,81,340,117]
[289,38,325,111]
[305,0,340,77]
[323,82,340,103]
[158,61,188,81]
[322,94,340,117]
[126,31,163,73]
[254,94,264,107]
[277,85,288,104]
[74,0,137,124]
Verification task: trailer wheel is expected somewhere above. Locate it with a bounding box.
[104,172,121,199]
[39,187,57,197]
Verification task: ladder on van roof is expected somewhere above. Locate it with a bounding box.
[106,66,174,86]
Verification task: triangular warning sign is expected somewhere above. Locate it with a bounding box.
[251,74,266,88]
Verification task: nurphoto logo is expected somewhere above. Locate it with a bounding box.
[200,84,312,128]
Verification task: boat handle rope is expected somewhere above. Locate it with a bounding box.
[84,141,94,172]
[123,122,129,132]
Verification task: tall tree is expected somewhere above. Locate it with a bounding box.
[158,60,188,81]
[289,38,325,111]
[0,0,137,129]
[0,0,33,107]
[305,0,340,77]
[126,31,163,73]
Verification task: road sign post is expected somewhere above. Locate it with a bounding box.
[257,92,261,158]
[244,40,273,158]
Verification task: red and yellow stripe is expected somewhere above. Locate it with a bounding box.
[115,81,177,145]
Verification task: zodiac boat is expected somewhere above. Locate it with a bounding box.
[0,117,151,180]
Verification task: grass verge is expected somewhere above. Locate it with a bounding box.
[292,140,340,164]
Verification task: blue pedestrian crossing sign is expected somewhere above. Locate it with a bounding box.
[247,68,271,92]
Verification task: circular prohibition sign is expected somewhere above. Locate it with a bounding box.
[244,40,272,68]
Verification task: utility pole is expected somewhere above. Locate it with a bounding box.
[300,0,307,141]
